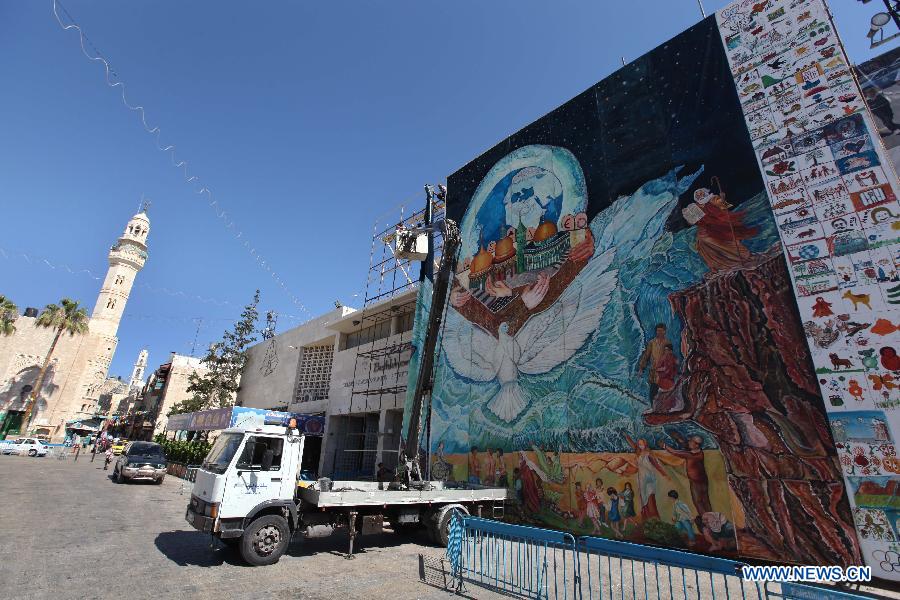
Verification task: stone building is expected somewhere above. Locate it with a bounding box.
[236,289,417,479]
[145,353,210,437]
[0,210,149,441]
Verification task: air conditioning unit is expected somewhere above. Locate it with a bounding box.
[395,230,428,261]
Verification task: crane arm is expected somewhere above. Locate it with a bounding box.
[401,215,460,483]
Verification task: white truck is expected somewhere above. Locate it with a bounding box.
[184,423,509,566]
[185,206,509,566]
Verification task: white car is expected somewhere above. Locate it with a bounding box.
[1,438,48,457]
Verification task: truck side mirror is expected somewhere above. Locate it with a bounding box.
[261,448,274,471]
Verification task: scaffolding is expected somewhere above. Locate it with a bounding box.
[330,189,446,477]
[350,190,445,408]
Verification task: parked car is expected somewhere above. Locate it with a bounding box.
[111,439,128,455]
[1,438,48,457]
[112,441,167,484]
[0,438,21,454]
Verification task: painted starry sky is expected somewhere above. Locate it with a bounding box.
[447,16,765,233]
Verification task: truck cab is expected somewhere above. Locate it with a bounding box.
[186,423,509,566]
[186,425,312,565]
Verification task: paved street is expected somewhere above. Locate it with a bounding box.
[0,453,467,600]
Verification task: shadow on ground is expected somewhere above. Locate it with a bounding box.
[154,526,435,567]
[287,528,429,558]
[418,554,489,600]
[154,531,246,567]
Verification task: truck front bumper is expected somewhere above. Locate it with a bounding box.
[185,508,216,534]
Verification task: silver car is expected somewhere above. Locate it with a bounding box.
[112,441,167,484]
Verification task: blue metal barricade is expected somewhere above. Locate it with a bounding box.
[185,464,200,482]
[448,513,580,599]
[764,581,882,600]
[179,464,201,495]
[578,535,757,600]
[445,516,886,600]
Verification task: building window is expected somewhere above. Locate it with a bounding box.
[115,275,125,285]
[344,319,393,351]
[374,319,391,340]
[397,311,414,334]
[106,298,117,310]
[295,344,333,403]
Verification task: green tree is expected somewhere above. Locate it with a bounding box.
[21,298,89,430]
[178,290,260,413]
[0,295,18,336]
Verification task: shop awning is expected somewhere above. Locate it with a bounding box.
[65,418,102,432]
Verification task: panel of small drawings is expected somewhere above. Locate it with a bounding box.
[718,0,900,583]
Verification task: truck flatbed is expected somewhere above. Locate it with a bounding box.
[298,481,509,507]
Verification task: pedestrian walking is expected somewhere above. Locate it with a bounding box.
[74,444,81,461]
[103,447,113,470]
[90,444,97,463]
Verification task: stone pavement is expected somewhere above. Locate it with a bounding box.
[0,453,484,600]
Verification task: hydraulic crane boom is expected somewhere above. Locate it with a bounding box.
[399,186,460,482]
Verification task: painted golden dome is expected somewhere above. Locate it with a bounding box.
[494,236,515,262]
[534,219,558,243]
[471,246,494,276]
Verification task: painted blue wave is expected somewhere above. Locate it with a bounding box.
[430,167,778,456]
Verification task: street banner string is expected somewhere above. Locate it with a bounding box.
[0,244,237,308]
[51,0,310,318]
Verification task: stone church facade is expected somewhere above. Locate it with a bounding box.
[0,210,149,441]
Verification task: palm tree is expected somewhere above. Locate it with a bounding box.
[21,298,89,431]
[0,295,18,336]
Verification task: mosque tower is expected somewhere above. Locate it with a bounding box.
[90,207,150,340]
[129,348,149,389]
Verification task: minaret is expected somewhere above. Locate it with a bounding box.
[129,348,149,389]
[91,206,150,338]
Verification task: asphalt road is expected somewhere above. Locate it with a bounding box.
[0,452,470,600]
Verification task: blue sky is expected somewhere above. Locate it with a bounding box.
[0,1,894,378]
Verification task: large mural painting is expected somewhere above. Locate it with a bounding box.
[402,0,900,578]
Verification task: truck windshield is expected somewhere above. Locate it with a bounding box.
[201,433,243,474]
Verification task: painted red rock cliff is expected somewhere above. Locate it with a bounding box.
[645,247,861,565]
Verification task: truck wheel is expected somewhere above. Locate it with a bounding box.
[431,504,467,547]
[240,514,290,566]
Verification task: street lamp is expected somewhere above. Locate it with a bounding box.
[868,11,900,47]
[859,0,900,47]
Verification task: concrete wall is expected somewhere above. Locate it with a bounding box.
[236,307,354,414]
[320,288,417,476]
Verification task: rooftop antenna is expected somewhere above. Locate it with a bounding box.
[697,0,707,19]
